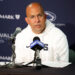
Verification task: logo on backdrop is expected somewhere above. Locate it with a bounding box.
[45,11,56,22]
[0,33,11,44]
[45,11,65,26]
[0,56,11,61]
[0,14,20,20]
[15,14,20,20]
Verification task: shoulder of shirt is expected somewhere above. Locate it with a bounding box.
[53,27,66,37]
[46,19,66,37]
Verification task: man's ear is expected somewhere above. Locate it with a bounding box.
[25,17,29,24]
[44,13,47,19]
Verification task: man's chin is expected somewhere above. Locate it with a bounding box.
[32,29,41,34]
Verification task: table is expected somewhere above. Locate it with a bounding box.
[0,64,75,75]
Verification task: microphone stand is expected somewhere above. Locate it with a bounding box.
[3,43,16,68]
[34,49,41,69]
[11,44,16,67]
[5,43,16,68]
[34,49,41,66]
[24,49,41,69]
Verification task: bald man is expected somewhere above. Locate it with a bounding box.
[15,2,69,67]
[25,2,46,34]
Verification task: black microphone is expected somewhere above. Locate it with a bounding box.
[30,37,44,69]
[33,37,40,41]
[30,37,44,51]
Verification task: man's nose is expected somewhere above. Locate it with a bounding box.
[35,16,40,23]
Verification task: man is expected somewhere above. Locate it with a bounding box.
[15,2,69,66]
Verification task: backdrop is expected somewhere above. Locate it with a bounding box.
[0,0,75,61]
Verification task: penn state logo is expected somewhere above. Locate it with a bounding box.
[15,14,20,20]
[45,11,56,22]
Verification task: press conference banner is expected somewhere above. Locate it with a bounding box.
[0,0,75,61]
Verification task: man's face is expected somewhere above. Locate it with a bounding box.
[25,5,46,34]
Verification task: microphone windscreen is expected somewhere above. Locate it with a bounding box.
[33,36,40,41]
[30,36,44,50]
[16,27,22,32]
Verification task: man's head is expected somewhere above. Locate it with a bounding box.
[25,2,46,34]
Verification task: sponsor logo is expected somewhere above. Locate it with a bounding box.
[15,14,20,20]
[55,23,66,26]
[0,33,11,44]
[0,14,20,20]
[0,56,11,61]
[45,11,56,22]
[45,11,65,26]
[0,33,10,38]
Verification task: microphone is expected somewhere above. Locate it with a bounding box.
[9,27,22,44]
[30,37,44,51]
[30,37,44,69]
[33,37,40,41]
[7,27,21,68]
[10,27,22,40]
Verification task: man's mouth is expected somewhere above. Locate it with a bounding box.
[35,25,41,28]
[34,24,41,28]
